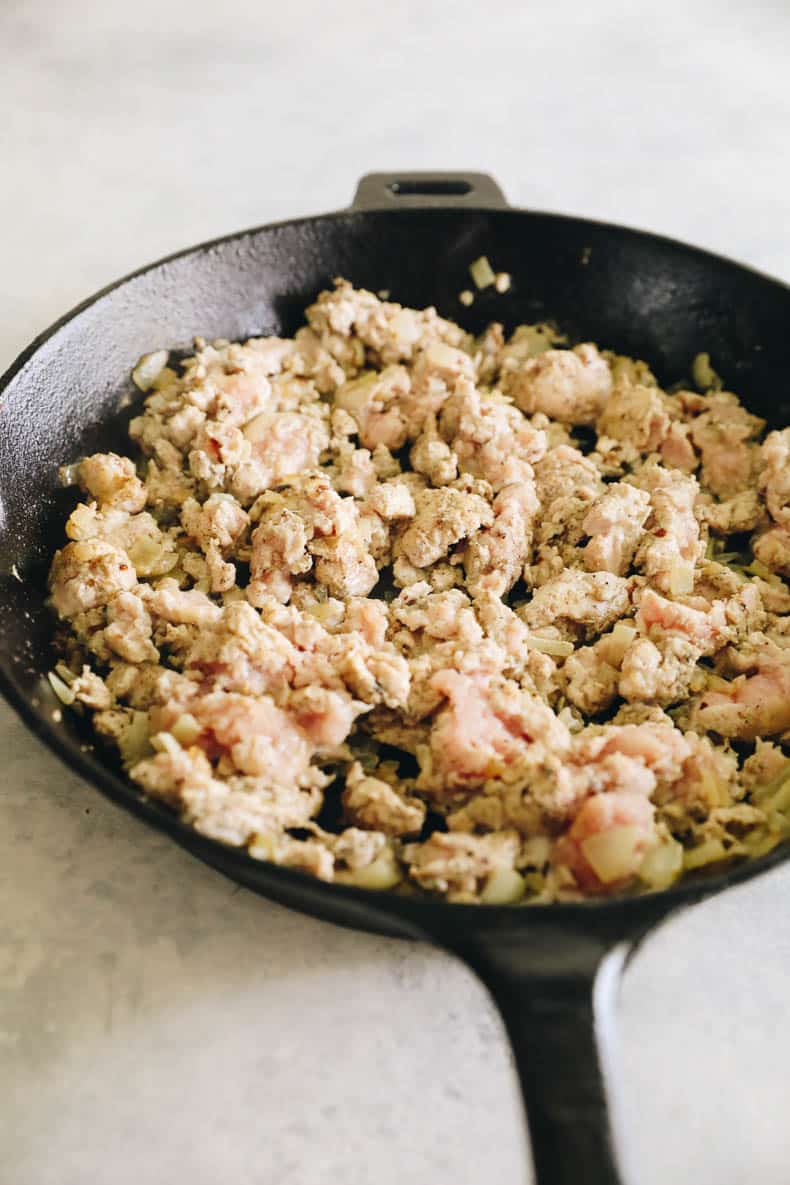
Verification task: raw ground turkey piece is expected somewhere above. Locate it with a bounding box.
[47,280,790,903]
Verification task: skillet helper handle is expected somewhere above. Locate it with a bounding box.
[351,171,508,210]
[452,935,631,1185]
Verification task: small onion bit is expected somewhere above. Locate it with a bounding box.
[522,633,574,658]
[469,256,496,289]
[132,349,169,392]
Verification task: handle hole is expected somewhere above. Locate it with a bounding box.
[388,179,472,197]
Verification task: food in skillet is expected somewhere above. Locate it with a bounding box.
[47,280,790,903]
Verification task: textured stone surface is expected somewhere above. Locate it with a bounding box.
[2,2,790,1182]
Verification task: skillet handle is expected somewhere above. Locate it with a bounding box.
[351,171,508,210]
[448,931,632,1185]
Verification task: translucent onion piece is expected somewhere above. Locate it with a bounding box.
[469,255,496,289]
[132,349,169,392]
[170,713,201,747]
[609,622,637,663]
[668,558,694,596]
[481,867,526,904]
[151,731,181,757]
[523,634,574,658]
[48,671,76,705]
[118,711,152,767]
[692,351,722,392]
[345,849,402,890]
[639,837,683,890]
[581,825,644,883]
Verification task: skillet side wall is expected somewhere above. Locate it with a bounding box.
[1,206,790,935]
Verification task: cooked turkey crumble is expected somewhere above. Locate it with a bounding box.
[47,280,790,903]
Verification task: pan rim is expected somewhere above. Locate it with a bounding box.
[3,201,789,397]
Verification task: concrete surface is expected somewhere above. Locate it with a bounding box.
[2,1,790,1182]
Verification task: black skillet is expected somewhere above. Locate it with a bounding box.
[2,171,790,1185]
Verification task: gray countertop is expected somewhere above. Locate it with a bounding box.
[2,2,790,1182]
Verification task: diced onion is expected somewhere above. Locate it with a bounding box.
[481,867,525,904]
[170,713,201,746]
[581,825,644,883]
[523,633,574,658]
[391,309,421,348]
[48,671,76,705]
[132,349,169,392]
[609,622,637,663]
[668,558,694,596]
[692,352,722,392]
[458,289,474,307]
[426,342,465,369]
[249,833,277,862]
[470,255,496,289]
[151,731,181,757]
[639,837,683,890]
[117,711,152,767]
[611,622,637,647]
[494,272,512,294]
[347,849,402,891]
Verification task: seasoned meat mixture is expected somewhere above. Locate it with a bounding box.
[47,281,790,903]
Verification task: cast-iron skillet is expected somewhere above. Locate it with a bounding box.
[2,171,790,1185]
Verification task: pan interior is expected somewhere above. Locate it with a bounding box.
[2,206,789,925]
